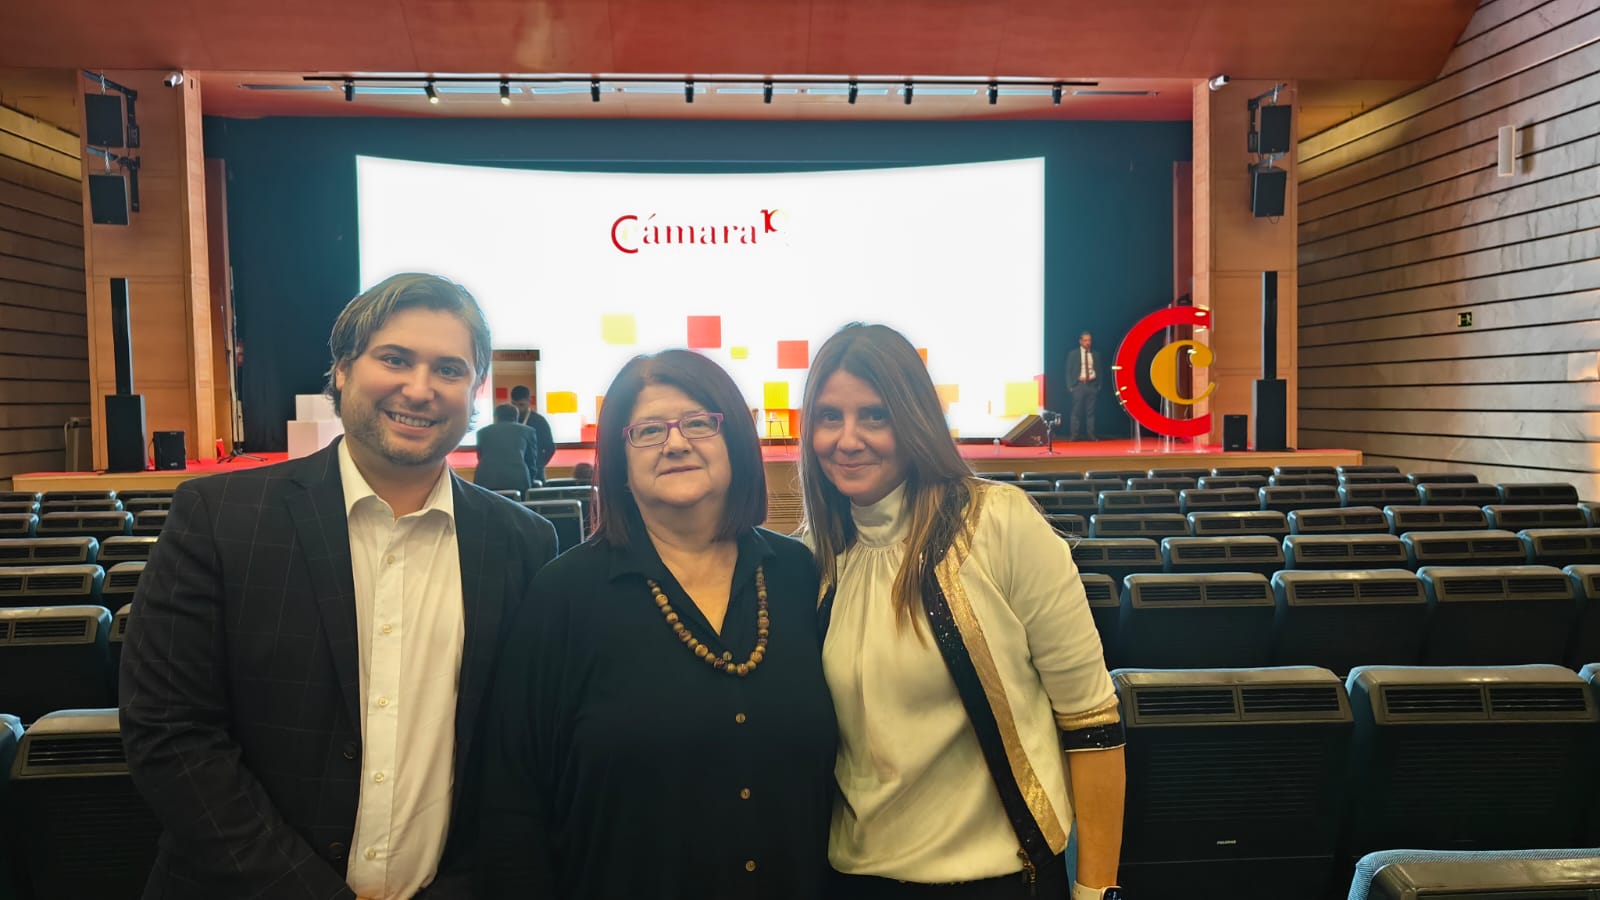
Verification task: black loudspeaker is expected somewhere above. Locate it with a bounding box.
[89,173,130,226]
[1253,380,1288,452]
[1262,271,1279,381]
[105,395,148,472]
[110,278,134,394]
[1001,415,1047,447]
[1250,164,1286,218]
[84,93,125,148]
[152,431,186,470]
[1223,415,1249,451]
[1257,105,1292,155]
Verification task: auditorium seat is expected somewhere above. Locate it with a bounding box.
[1088,513,1189,541]
[119,497,172,515]
[131,509,168,537]
[1520,529,1600,568]
[1339,483,1421,509]
[526,485,598,534]
[492,489,523,502]
[110,603,132,694]
[0,491,42,503]
[1161,535,1284,575]
[1070,538,1162,583]
[0,537,98,566]
[1337,464,1402,477]
[1283,534,1410,571]
[112,489,173,503]
[1583,502,1598,527]
[1148,467,1210,480]
[1270,570,1427,673]
[1567,567,1600,668]
[1044,513,1087,537]
[38,511,132,543]
[1497,482,1582,506]
[1271,473,1340,487]
[1276,465,1338,479]
[1047,471,1082,482]
[1178,487,1259,513]
[1056,477,1125,497]
[7,708,162,899]
[1261,485,1342,513]
[0,565,104,609]
[1346,848,1600,900]
[1484,504,1590,531]
[1114,667,1352,900]
[1031,492,1098,518]
[0,513,38,538]
[1126,476,1195,493]
[1344,665,1598,859]
[1417,482,1501,506]
[0,605,114,723]
[1098,489,1179,515]
[1211,466,1275,479]
[1195,474,1267,491]
[1019,471,1062,482]
[1336,472,1397,486]
[97,536,158,566]
[1011,479,1053,493]
[101,563,144,613]
[0,499,40,515]
[1187,510,1289,539]
[1403,529,1526,568]
[1086,468,1144,482]
[1417,565,1575,666]
[521,499,584,555]
[39,498,123,514]
[1407,471,1479,485]
[1383,505,1489,535]
[40,490,115,503]
[1117,573,1274,668]
[1288,506,1389,535]
[1080,573,1119,668]
[979,471,1018,481]
[535,477,572,487]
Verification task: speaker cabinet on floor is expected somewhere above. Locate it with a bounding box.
[1253,380,1287,452]
[152,431,186,470]
[1001,415,1048,447]
[1223,415,1249,451]
[105,394,147,473]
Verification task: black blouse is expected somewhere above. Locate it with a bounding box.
[478,521,838,900]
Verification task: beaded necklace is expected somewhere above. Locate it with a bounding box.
[648,565,769,676]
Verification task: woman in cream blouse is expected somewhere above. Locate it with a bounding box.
[799,323,1127,900]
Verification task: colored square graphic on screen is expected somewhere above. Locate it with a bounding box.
[547,391,579,414]
[730,346,748,360]
[776,340,809,370]
[1004,381,1038,417]
[687,316,721,349]
[601,314,636,345]
[763,382,790,409]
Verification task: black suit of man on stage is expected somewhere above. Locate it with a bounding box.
[1064,330,1103,441]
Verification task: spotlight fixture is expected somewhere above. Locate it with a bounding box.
[343,79,354,102]
[499,80,510,105]
[987,82,998,105]
[847,81,858,104]
[424,80,439,104]
[1051,83,1063,105]
[1207,74,1231,91]
[903,80,913,105]
[591,79,601,102]
[762,80,773,104]
[685,79,695,103]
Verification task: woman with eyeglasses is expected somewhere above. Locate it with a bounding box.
[478,349,837,900]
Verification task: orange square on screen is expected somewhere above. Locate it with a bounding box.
[776,340,809,369]
[687,316,721,349]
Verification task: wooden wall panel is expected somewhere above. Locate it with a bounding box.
[1297,0,1600,500]
[0,97,86,487]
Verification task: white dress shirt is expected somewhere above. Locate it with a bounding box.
[339,441,465,900]
[823,481,1114,882]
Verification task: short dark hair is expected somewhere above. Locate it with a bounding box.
[509,385,531,403]
[594,350,766,545]
[324,273,491,415]
[493,403,518,423]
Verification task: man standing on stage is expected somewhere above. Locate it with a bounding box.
[120,272,557,899]
[1065,330,1103,441]
[508,384,556,483]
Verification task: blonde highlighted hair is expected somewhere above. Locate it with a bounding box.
[799,323,978,632]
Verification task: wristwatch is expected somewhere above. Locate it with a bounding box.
[1071,883,1124,900]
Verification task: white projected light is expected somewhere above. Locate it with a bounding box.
[356,156,1045,444]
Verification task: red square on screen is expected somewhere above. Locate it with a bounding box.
[777,340,809,369]
[687,316,721,349]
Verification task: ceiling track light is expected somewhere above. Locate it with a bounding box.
[342,79,354,102]
[987,82,998,105]
[424,80,439,104]
[499,79,510,105]
[848,80,858,104]
[762,80,773,104]
[903,80,913,105]
[1051,83,1063,105]
[591,79,600,102]
[685,79,694,103]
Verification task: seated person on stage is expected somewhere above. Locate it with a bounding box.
[474,402,542,493]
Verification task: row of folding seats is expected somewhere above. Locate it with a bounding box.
[0,558,145,610]
[1030,483,1589,519]
[1112,663,1600,899]
[0,509,167,540]
[1083,564,1600,672]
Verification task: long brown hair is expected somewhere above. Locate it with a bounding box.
[799,323,977,631]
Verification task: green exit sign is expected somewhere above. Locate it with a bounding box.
[1458,311,1474,327]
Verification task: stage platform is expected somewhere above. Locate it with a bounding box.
[12,439,1360,530]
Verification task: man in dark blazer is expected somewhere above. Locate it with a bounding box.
[120,273,556,900]
[1065,330,1103,441]
[508,385,556,482]
[473,403,541,493]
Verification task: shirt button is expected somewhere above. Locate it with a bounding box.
[385,554,396,566]
[381,624,393,635]
[377,697,390,708]
[739,788,751,800]
[734,712,747,724]
[342,742,357,760]
[744,860,757,873]
[373,771,386,783]
[364,848,377,861]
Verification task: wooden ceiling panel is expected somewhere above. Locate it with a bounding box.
[404,0,616,73]
[995,1,1206,77]
[605,0,813,74]
[191,0,418,72]
[802,0,1007,76]
[2,0,218,69]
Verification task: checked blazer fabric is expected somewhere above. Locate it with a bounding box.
[119,438,557,899]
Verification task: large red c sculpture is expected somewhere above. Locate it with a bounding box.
[1113,306,1212,439]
